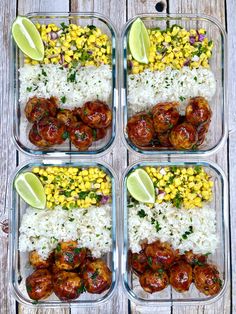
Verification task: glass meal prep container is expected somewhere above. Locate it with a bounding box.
[11,12,118,157]
[9,160,118,308]
[121,14,227,156]
[122,160,229,306]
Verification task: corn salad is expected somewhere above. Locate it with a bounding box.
[25,23,112,67]
[32,166,111,209]
[145,166,213,209]
[128,25,214,74]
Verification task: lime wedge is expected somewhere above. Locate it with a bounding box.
[127,168,155,203]
[129,17,150,64]
[12,16,44,61]
[15,172,46,209]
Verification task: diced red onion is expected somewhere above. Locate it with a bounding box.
[88,50,93,55]
[50,31,59,40]
[184,59,190,66]
[59,54,64,65]
[128,60,133,69]
[100,195,110,205]
[189,36,196,44]
[198,34,206,42]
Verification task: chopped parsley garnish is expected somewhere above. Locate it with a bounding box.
[173,191,183,208]
[182,225,193,240]
[194,76,198,81]
[42,69,47,77]
[62,131,69,140]
[68,217,75,222]
[137,209,147,218]
[147,256,152,266]
[26,86,32,92]
[87,25,96,30]
[179,96,186,101]
[78,191,90,200]
[151,218,161,232]
[91,269,99,280]
[67,70,76,83]
[61,96,66,104]
[77,285,87,294]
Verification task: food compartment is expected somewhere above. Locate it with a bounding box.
[122,161,228,305]
[122,14,227,156]
[12,13,117,156]
[9,161,118,307]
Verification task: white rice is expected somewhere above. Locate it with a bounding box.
[128,202,218,254]
[19,64,112,108]
[19,205,112,259]
[128,66,216,115]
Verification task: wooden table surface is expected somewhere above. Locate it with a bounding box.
[0,0,235,313]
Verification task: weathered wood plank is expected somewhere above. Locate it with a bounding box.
[16,0,70,312]
[226,0,236,312]
[0,0,18,313]
[168,0,230,314]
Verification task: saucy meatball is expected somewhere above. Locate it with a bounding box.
[29,251,53,269]
[26,269,53,300]
[186,97,212,126]
[92,128,107,141]
[169,260,193,292]
[37,117,66,145]
[69,122,93,151]
[29,123,51,147]
[157,131,173,147]
[183,250,207,266]
[197,121,210,146]
[127,112,155,147]
[130,251,148,275]
[82,259,112,294]
[145,240,176,270]
[152,102,180,133]
[25,97,58,123]
[57,109,77,129]
[53,271,84,301]
[194,264,222,296]
[169,122,198,150]
[139,269,169,293]
[79,100,112,128]
[55,241,87,271]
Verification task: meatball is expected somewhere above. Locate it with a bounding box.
[183,250,207,266]
[29,123,51,147]
[130,251,148,275]
[169,260,193,292]
[37,117,66,145]
[194,264,222,296]
[69,122,93,151]
[79,100,112,128]
[152,102,180,133]
[145,240,176,270]
[53,271,84,301]
[127,112,155,147]
[55,241,87,271]
[169,122,198,150]
[29,251,54,269]
[26,269,53,300]
[57,109,77,129]
[82,259,112,294]
[197,121,210,146]
[157,131,173,147]
[92,128,107,141]
[186,97,212,126]
[25,97,58,123]
[139,268,169,293]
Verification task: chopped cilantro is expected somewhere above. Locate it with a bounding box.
[87,25,96,30]
[173,191,183,208]
[62,131,69,140]
[74,247,82,254]
[42,69,47,77]
[182,226,193,240]
[194,165,202,174]
[61,96,66,104]
[77,285,86,294]
[78,191,90,200]
[137,209,147,218]
[194,76,198,81]
[56,243,61,252]
[91,269,99,280]
[26,86,32,92]
[179,96,186,101]
[147,256,152,266]
[151,218,161,232]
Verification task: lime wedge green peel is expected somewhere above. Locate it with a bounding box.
[12,16,44,61]
[15,172,46,209]
[127,168,155,203]
[129,17,150,64]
